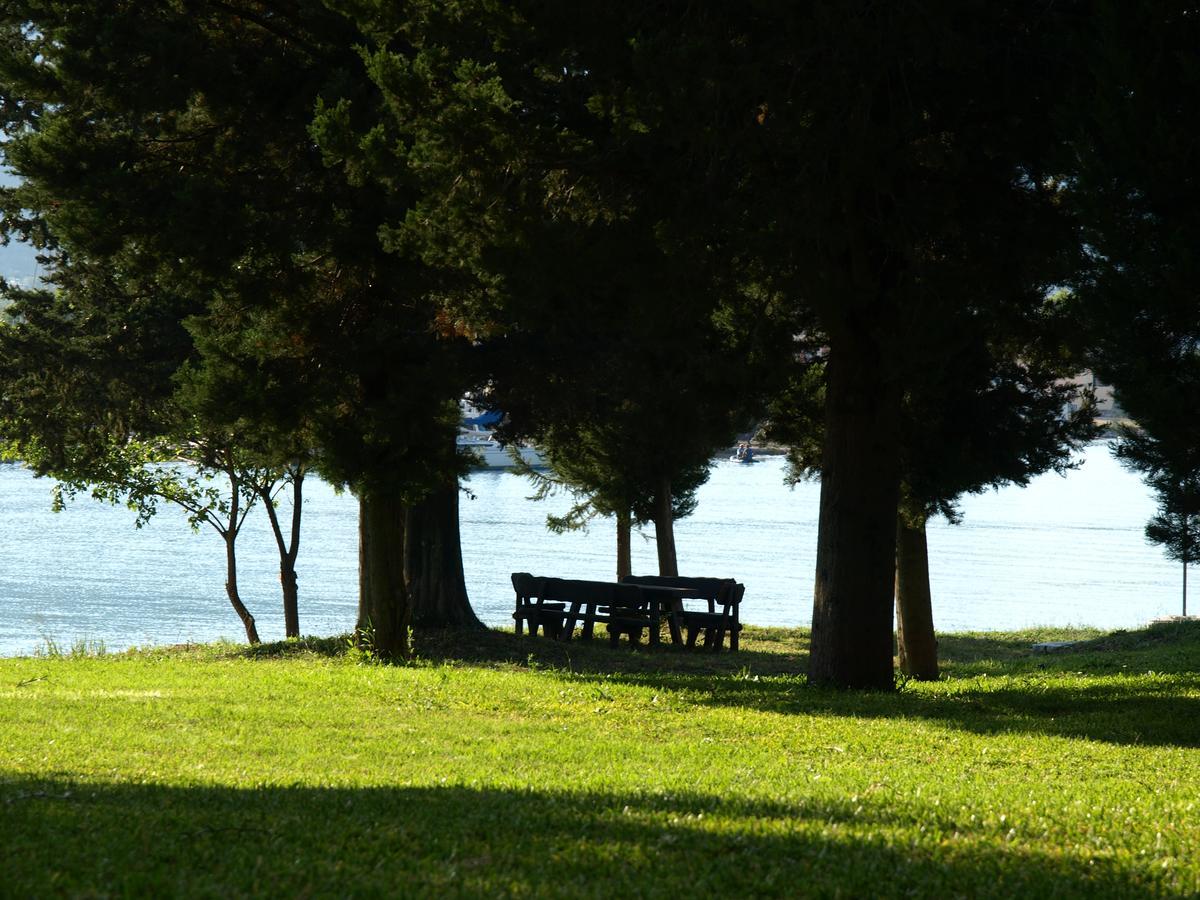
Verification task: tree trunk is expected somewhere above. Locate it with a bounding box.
[654,475,679,577]
[222,487,260,644]
[1183,513,1189,617]
[895,512,939,681]
[261,468,304,639]
[279,565,299,638]
[616,507,632,580]
[357,486,411,659]
[406,479,484,629]
[809,333,902,689]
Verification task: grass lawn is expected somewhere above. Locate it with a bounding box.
[2,621,1198,898]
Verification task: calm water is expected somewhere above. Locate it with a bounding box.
[0,442,1183,656]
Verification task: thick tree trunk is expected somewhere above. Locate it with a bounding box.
[261,469,303,639]
[654,476,679,577]
[357,486,411,659]
[616,507,632,580]
[809,334,902,689]
[895,512,939,681]
[406,480,483,629]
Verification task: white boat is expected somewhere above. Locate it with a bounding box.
[729,444,759,464]
[458,404,544,468]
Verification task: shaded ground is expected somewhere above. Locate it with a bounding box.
[2,778,1162,899]
[5,620,1197,897]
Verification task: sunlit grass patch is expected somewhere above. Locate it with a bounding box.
[2,621,1199,897]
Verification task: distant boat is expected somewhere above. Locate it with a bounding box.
[729,443,759,464]
[458,404,543,468]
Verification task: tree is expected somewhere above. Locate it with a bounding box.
[1070,1,1200,619]
[0,268,316,644]
[0,1,483,656]
[889,339,1096,680]
[516,422,712,580]
[771,324,1096,681]
[320,4,1083,688]
[736,5,1084,688]
[326,1,772,584]
[1116,417,1200,617]
[1068,2,1200,619]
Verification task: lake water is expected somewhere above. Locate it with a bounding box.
[0,442,1184,656]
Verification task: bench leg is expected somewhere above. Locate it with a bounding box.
[609,623,647,647]
[560,602,582,641]
[666,603,684,645]
[581,602,599,641]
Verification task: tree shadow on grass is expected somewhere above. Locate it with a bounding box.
[230,623,1200,749]
[0,776,1174,898]
[236,625,812,679]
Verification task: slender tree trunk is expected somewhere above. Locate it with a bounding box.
[895,512,938,681]
[279,565,299,637]
[261,468,304,639]
[406,479,483,628]
[654,475,679,577]
[357,486,411,659]
[809,332,902,689]
[616,507,632,580]
[222,484,260,644]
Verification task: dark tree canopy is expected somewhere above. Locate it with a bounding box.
[1069,1,1200,616]
[718,2,1084,686]
[320,1,773,579]
[0,1,1133,681]
[0,1,485,654]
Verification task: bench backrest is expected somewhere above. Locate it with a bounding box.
[621,575,742,605]
[542,577,643,609]
[511,572,549,604]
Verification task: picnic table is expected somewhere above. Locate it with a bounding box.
[512,573,744,650]
[621,575,745,651]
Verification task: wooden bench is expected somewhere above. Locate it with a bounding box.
[512,575,681,646]
[511,572,567,639]
[621,575,745,651]
[543,578,653,646]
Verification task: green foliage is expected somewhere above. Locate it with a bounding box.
[323,3,766,540]
[1115,426,1200,568]
[770,345,1096,525]
[33,637,107,659]
[2,623,1199,897]
[1068,2,1200,594]
[0,1,473,502]
[515,421,712,537]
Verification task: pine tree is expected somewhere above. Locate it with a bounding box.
[0,1,482,655]
[1116,420,1200,617]
[324,1,764,584]
[1069,1,1200,618]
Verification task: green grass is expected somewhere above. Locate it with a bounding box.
[2,622,1199,898]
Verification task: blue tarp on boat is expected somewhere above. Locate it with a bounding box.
[462,409,504,427]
